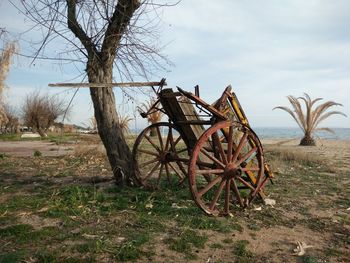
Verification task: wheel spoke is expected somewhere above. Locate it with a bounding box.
[200,148,225,169]
[195,169,224,175]
[164,126,172,151]
[198,176,222,197]
[227,125,234,162]
[213,131,227,164]
[236,147,257,166]
[145,134,161,153]
[138,149,159,157]
[142,162,161,182]
[188,121,267,215]
[236,176,256,191]
[224,179,231,214]
[209,179,226,210]
[231,132,248,162]
[168,162,184,180]
[176,148,188,155]
[156,126,164,151]
[173,136,182,147]
[242,166,260,172]
[164,163,171,184]
[231,179,244,207]
[156,164,164,186]
[175,161,188,177]
[251,168,264,196]
[139,157,159,168]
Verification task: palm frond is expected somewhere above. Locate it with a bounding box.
[274,93,346,142]
[311,101,344,130]
[287,96,307,131]
[273,106,305,131]
[311,97,323,107]
[312,110,347,131]
[314,127,335,134]
[117,113,133,134]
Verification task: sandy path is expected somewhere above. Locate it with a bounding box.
[0,141,74,157]
[261,138,350,172]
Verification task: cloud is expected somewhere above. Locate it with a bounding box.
[1,1,349,128]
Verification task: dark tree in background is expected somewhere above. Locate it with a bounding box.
[16,0,172,185]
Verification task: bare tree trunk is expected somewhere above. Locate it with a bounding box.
[87,60,136,186]
[150,127,157,137]
[37,128,46,137]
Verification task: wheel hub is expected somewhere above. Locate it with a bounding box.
[224,163,242,179]
[160,151,176,163]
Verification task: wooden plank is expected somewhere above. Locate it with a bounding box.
[178,97,206,145]
[48,81,166,88]
[159,89,197,148]
[177,87,227,120]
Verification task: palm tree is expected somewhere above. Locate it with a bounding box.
[117,113,133,135]
[273,93,347,146]
[137,97,163,136]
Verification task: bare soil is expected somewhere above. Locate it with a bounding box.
[0,140,74,157]
[0,137,349,262]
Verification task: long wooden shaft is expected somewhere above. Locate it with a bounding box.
[48,81,166,88]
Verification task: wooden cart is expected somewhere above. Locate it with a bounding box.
[132,79,273,216]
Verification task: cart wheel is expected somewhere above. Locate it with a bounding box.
[189,121,265,216]
[133,122,189,189]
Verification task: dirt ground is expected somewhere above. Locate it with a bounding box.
[261,138,350,172]
[0,137,349,262]
[0,140,74,157]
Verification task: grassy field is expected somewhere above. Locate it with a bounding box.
[0,135,349,262]
[0,132,82,144]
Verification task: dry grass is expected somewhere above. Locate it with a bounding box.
[73,144,107,159]
[265,146,333,174]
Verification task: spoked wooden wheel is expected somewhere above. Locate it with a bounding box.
[132,122,189,189]
[189,121,265,216]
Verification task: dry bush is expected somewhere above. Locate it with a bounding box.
[117,113,133,135]
[0,38,17,126]
[138,97,163,124]
[22,91,69,137]
[73,144,107,160]
[0,41,17,95]
[1,104,20,133]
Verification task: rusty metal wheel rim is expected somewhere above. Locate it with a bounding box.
[188,121,264,216]
[132,122,189,189]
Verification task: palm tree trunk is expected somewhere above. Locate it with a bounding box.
[299,134,316,146]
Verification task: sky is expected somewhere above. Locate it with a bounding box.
[0,0,349,129]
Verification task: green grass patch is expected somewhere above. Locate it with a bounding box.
[116,241,143,262]
[0,153,10,159]
[233,240,254,262]
[210,243,224,249]
[177,215,242,233]
[0,224,59,244]
[167,229,208,260]
[0,250,28,263]
[301,255,318,263]
[33,150,42,157]
[3,194,47,213]
[0,133,21,141]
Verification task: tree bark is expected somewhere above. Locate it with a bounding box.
[87,58,136,185]
[65,0,141,186]
[150,127,157,137]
